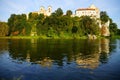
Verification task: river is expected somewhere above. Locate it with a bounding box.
[0,38,120,80]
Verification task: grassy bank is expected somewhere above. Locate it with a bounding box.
[0,36,40,39]
[0,35,88,39]
[0,35,116,39]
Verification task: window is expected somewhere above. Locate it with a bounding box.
[48,8,51,12]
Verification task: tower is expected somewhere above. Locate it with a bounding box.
[47,6,52,16]
[89,4,100,18]
[39,6,45,14]
[89,4,96,9]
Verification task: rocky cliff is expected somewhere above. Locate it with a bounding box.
[100,20,110,36]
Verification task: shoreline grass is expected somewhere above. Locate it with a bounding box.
[0,36,88,39]
[0,36,40,39]
[110,35,120,39]
[0,35,118,39]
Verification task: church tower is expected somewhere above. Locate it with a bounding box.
[47,6,52,16]
[39,6,45,14]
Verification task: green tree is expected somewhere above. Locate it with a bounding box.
[72,26,78,33]
[8,14,30,36]
[47,27,55,37]
[109,18,118,36]
[36,14,45,35]
[109,23,118,36]
[100,11,109,24]
[55,8,63,17]
[117,29,120,35]
[0,22,9,36]
[66,10,72,17]
[28,13,39,36]
[28,12,38,21]
[8,14,16,35]
[79,16,100,35]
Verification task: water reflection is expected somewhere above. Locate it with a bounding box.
[0,38,114,69]
[26,51,30,62]
[75,52,99,69]
[0,39,9,50]
[36,57,53,68]
[99,38,110,63]
[0,38,120,80]
[101,38,110,54]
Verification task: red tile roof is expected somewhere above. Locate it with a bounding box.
[76,8,95,11]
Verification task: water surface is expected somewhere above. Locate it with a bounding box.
[0,38,120,80]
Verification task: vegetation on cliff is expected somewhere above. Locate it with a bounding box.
[0,8,119,39]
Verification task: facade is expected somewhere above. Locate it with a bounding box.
[32,6,52,16]
[75,4,100,18]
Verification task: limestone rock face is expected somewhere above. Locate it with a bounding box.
[88,34,97,39]
[101,20,110,36]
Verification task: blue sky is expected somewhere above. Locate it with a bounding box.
[0,0,120,28]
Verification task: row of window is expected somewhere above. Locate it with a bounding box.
[76,11,96,15]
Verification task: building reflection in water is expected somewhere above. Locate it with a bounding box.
[36,57,53,68]
[26,51,30,62]
[75,38,110,69]
[31,39,37,44]
[76,53,99,69]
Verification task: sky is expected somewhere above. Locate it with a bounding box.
[0,0,120,28]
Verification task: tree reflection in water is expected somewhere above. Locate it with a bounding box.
[0,38,114,69]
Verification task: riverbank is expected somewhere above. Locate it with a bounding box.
[0,36,88,39]
[0,35,114,39]
[0,36,41,39]
[110,35,120,39]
